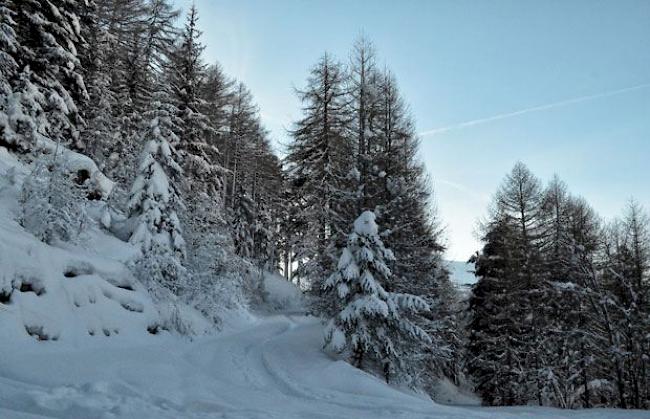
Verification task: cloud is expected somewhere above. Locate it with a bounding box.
[420,82,650,137]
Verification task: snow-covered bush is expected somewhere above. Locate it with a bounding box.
[184,235,252,324]
[133,241,187,295]
[20,156,88,244]
[132,263,209,336]
[323,211,432,383]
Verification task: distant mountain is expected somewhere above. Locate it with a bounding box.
[446,260,476,287]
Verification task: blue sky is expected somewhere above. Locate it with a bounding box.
[182,0,650,260]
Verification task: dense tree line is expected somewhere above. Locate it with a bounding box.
[467,162,650,409]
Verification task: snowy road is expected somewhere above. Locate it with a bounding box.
[0,315,648,419]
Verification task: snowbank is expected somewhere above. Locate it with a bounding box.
[432,378,482,406]
[0,146,208,344]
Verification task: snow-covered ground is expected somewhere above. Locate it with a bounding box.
[0,314,648,419]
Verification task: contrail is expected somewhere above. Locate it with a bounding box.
[420,82,650,137]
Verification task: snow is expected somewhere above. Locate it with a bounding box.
[0,314,647,419]
[353,210,378,236]
[259,271,305,313]
[36,137,114,198]
[433,378,482,406]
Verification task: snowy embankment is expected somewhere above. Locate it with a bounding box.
[0,147,209,343]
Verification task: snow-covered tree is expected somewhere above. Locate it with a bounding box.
[467,162,552,405]
[598,201,650,409]
[324,211,431,383]
[78,2,119,164]
[348,36,378,211]
[0,68,50,152]
[168,4,221,194]
[128,90,185,293]
[202,62,234,138]
[0,3,18,94]
[8,0,89,150]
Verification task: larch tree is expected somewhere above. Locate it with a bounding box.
[285,52,354,295]
[348,36,378,212]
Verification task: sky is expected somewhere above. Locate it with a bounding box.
[181,0,650,261]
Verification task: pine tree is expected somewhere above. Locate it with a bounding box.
[223,82,259,208]
[121,0,179,112]
[92,0,178,189]
[0,3,18,95]
[560,195,604,408]
[467,162,551,405]
[165,5,231,297]
[324,211,431,383]
[600,201,650,408]
[368,69,451,387]
[20,156,88,244]
[467,213,523,405]
[202,62,234,136]
[0,68,49,152]
[236,133,283,267]
[79,1,119,164]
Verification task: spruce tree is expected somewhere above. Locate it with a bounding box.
[128,90,185,293]
[324,211,431,383]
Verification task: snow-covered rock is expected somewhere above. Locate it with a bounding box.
[36,137,114,198]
